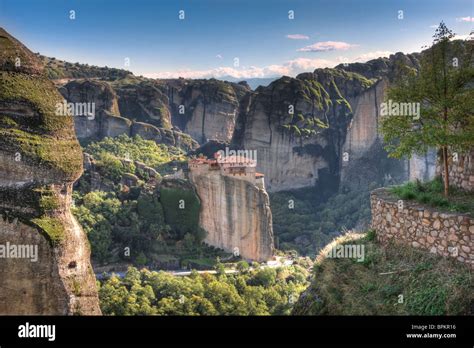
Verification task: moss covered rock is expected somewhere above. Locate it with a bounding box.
[0,28,100,315]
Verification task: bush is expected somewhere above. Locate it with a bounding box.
[390,178,473,214]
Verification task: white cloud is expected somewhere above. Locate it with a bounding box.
[216,54,223,59]
[429,24,439,28]
[297,41,358,52]
[286,34,310,40]
[456,16,474,22]
[145,57,337,79]
[144,51,397,80]
[353,51,393,62]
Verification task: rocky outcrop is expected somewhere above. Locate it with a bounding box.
[234,70,370,192]
[130,122,198,151]
[188,167,274,261]
[166,79,249,144]
[338,52,436,190]
[233,53,437,192]
[335,51,421,81]
[59,79,120,115]
[59,79,199,151]
[113,80,172,129]
[340,79,436,190]
[371,188,474,269]
[0,28,101,314]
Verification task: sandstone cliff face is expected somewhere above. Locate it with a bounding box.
[338,52,439,190]
[335,51,421,81]
[340,79,409,190]
[234,71,370,192]
[59,79,120,116]
[233,54,436,193]
[0,28,101,314]
[113,80,172,129]
[59,80,199,151]
[188,170,274,261]
[167,79,249,144]
[60,77,249,148]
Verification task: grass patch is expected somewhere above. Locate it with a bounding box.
[390,178,473,215]
[293,231,473,315]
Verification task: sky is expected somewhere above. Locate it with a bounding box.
[1,0,472,79]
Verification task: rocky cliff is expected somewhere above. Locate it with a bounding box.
[59,79,199,151]
[112,79,172,129]
[165,79,249,144]
[188,168,274,261]
[339,53,435,190]
[0,28,101,314]
[233,53,436,192]
[232,70,372,192]
[52,46,446,194]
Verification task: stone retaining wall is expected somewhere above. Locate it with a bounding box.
[438,150,474,192]
[370,188,474,268]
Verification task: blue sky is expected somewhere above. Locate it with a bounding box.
[1,0,472,79]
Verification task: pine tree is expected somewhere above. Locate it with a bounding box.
[380,22,474,196]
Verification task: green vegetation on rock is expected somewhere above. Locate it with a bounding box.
[31,216,65,245]
[273,69,371,139]
[85,134,185,175]
[160,184,201,239]
[0,71,83,178]
[40,54,132,81]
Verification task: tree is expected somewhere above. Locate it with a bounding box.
[248,268,277,287]
[236,260,250,273]
[380,22,474,196]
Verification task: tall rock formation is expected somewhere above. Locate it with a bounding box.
[188,159,274,261]
[339,53,436,190]
[233,70,371,192]
[0,28,101,314]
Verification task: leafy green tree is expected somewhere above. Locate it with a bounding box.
[98,267,309,316]
[214,262,226,277]
[249,268,277,287]
[236,260,250,273]
[380,22,474,196]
